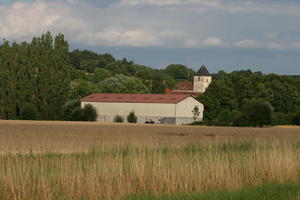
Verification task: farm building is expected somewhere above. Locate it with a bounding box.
[166,65,212,96]
[81,94,204,124]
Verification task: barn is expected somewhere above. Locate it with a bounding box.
[81,93,204,125]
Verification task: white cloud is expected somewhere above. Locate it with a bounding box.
[75,29,186,47]
[0,0,299,51]
[203,37,224,47]
[233,40,263,48]
[232,40,298,50]
[292,42,300,49]
[120,0,220,7]
[0,1,88,41]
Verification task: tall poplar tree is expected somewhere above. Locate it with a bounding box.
[0,32,70,120]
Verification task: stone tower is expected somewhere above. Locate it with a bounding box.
[193,65,212,93]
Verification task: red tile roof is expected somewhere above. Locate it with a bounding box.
[81,93,191,104]
[169,91,201,97]
[174,82,193,91]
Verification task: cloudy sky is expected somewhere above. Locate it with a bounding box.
[1,0,300,74]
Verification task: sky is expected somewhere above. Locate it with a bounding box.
[0,0,300,74]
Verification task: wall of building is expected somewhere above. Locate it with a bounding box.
[193,76,212,93]
[81,102,176,124]
[82,97,204,125]
[175,97,204,124]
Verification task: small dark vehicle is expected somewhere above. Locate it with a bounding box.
[145,119,155,124]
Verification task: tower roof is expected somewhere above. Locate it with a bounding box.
[196,65,210,76]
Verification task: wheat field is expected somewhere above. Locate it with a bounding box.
[0,120,300,200]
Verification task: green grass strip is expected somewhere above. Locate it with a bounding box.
[124,182,300,200]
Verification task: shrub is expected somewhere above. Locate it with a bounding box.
[273,112,293,125]
[62,100,81,121]
[293,111,300,125]
[244,99,274,127]
[81,104,98,121]
[114,115,124,123]
[127,111,137,123]
[72,107,84,121]
[217,109,232,126]
[233,114,250,127]
[20,103,37,120]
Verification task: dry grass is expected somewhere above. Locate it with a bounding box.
[0,120,300,199]
[1,120,299,153]
[275,125,300,129]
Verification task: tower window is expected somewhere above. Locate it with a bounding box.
[198,77,201,81]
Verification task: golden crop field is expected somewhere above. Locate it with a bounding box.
[0,120,300,200]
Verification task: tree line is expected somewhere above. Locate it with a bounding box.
[198,70,300,126]
[0,32,299,125]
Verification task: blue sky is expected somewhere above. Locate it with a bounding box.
[1,0,300,74]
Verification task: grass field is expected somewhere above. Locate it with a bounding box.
[0,120,300,200]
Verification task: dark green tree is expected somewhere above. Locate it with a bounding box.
[244,99,274,127]
[62,100,82,121]
[127,111,137,123]
[114,115,124,123]
[217,109,233,126]
[20,103,37,120]
[0,32,70,120]
[120,78,149,94]
[92,68,112,83]
[293,111,300,125]
[81,104,98,121]
[164,64,195,81]
[70,79,99,100]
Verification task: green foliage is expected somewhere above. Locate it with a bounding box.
[217,109,233,126]
[200,70,300,126]
[81,104,98,122]
[273,112,294,125]
[114,115,124,123]
[20,103,37,120]
[197,95,220,121]
[0,32,70,120]
[70,79,100,100]
[69,50,98,70]
[99,74,131,93]
[232,113,250,127]
[164,64,195,81]
[92,68,112,83]
[293,111,300,125]
[124,181,300,200]
[192,106,200,120]
[2,34,299,124]
[244,99,274,127]
[62,100,82,121]
[127,111,137,123]
[121,78,149,94]
[69,67,91,81]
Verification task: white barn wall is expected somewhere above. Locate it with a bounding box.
[175,97,204,124]
[81,102,176,124]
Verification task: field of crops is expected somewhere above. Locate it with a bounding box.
[0,120,300,200]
